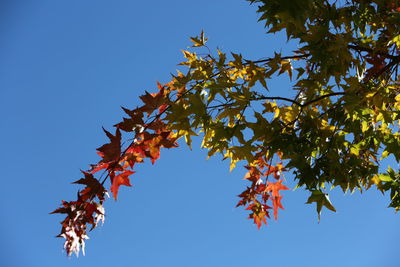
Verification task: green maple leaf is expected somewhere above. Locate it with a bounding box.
[306,190,336,222]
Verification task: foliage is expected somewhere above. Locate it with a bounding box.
[52,0,400,256]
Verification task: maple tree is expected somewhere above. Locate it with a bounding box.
[53,0,400,256]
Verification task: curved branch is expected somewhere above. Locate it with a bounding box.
[245,53,311,65]
[252,92,345,108]
[303,92,345,107]
[251,96,303,106]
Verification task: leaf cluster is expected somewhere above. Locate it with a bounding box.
[53,0,400,256]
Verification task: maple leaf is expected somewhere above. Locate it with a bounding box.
[73,171,107,201]
[110,170,134,200]
[114,107,144,132]
[246,202,271,229]
[138,86,166,115]
[190,30,208,47]
[158,131,178,148]
[146,118,167,132]
[255,183,267,193]
[253,212,267,229]
[140,132,177,164]
[52,198,105,256]
[236,187,254,207]
[90,162,109,174]
[97,128,121,163]
[265,163,286,179]
[50,200,71,215]
[265,179,289,197]
[123,145,146,167]
[148,146,160,164]
[278,59,293,80]
[243,165,262,183]
[265,179,289,220]
[271,196,284,220]
[306,190,336,222]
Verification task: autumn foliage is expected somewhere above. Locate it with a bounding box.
[53,0,400,256]
[52,70,291,255]
[52,78,289,256]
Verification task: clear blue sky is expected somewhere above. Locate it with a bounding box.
[1,1,399,266]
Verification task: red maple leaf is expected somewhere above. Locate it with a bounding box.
[110,170,134,200]
[246,202,271,229]
[73,171,107,201]
[114,107,144,132]
[90,162,110,174]
[158,131,178,148]
[138,87,166,115]
[123,145,146,168]
[141,132,177,164]
[97,128,121,163]
[243,166,262,183]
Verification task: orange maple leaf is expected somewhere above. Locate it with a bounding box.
[265,180,289,220]
[110,170,134,200]
[265,162,286,179]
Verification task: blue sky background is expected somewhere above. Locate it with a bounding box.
[1,1,399,266]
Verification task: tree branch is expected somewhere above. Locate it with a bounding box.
[348,44,400,60]
[244,53,311,65]
[252,92,345,108]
